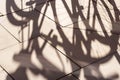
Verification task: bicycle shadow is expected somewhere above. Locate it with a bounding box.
[5,0,120,80]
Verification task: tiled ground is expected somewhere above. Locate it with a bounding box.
[0,0,120,80]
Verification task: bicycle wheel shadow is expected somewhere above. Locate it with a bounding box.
[5,0,120,80]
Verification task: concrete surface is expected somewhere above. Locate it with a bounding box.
[0,0,120,80]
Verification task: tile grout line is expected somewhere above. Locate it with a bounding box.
[39,35,82,68]
[81,51,116,69]
[0,65,15,80]
[35,8,63,27]
[0,31,117,67]
[0,0,55,17]
[56,68,81,80]
[0,23,21,43]
[35,7,120,36]
[72,74,80,80]
[0,7,32,17]
[0,43,20,51]
[62,26,120,36]
[0,31,116,80]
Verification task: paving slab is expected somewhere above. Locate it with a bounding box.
[0,8,41,43]
[0,8,57,43]
[1,0,120,49]
[0,0,120,80]
[19,8,120,69]
[35,0,84,27]
[0,11,24,43]
[0,36,79,80]
[18,9,57,42]
[40,25,120,67]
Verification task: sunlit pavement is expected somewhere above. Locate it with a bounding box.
[0,0,120,80]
